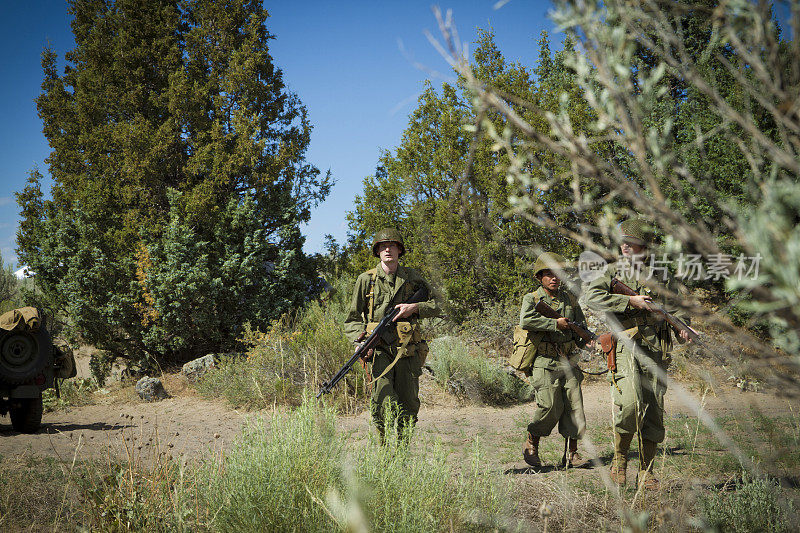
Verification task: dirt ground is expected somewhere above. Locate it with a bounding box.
[0,365,791,470]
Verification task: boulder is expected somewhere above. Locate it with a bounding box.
[181,354,216,381]
[135,376,169,402]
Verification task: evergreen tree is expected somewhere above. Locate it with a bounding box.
[346,30,598,317]
[17,0,329,367]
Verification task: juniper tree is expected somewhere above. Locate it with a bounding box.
[346,30,600,317]
[17,0,330,369]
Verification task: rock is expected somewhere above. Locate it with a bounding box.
[181,354,217,381]
[135,376,169,402]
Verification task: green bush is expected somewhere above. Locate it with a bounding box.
[200,400,512,532]
[697,472,798,533]
[455,298,520,355]
[42,377,97,411]
[197,275,368,409]
[427,337,533,405]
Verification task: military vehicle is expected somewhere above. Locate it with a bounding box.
[0,307,76,433]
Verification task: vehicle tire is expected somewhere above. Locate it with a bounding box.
[10,397,44,433]
[0,328,52,385]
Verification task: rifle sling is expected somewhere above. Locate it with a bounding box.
[372,331,414,381]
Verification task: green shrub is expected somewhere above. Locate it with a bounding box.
[197,275,369,409]
[427,337,533,405]
[42,377,97,411]
[200,400,512,532]
[697,472,798,533]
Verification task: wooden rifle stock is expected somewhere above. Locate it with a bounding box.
[610,278,701,344]
[533,299,596,343]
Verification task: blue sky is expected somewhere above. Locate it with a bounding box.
[0,1,557,268]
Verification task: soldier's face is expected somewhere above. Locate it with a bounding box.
[620,241,645,258]
[539,270,561,292]
[377,241,400,263]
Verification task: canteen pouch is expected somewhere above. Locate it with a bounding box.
[396,321,416,358]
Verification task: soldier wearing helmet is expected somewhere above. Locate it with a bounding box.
[585,217,692,490]
[518,252,593,469]
[344,227,441,442]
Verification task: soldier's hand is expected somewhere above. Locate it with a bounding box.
[393,302,419,320]
[586,339,597,351]
[629,295,654,311]
[360,348,374,362]
[679,329,692,343]
[555,317,569,330]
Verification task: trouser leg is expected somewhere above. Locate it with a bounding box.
[370,350,421,438]
[611,343,644,437]
[370,350,402,435]
[527,367,563,437]
[559,367,586,439]
[392,355,421,436]
[639,351,666,443]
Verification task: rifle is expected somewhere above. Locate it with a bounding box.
[534,299,597,343]
[533,298,616,373]
[316,286,429,398]
[610,278,702,344]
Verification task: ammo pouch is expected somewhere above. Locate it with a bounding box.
[369,320,427,363]
[509,326,543,374]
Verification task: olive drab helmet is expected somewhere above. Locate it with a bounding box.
[372,227,406,257]
[532,252,569,277]
[618,217,653,247]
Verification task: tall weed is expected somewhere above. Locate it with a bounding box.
[427,337,533,405]
[197,276,369,410]
[200,400,513,532]
[697,472,797,532]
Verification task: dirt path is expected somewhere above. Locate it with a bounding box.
[0,378,247,464]
[0,370,791,468]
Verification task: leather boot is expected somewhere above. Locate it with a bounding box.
[610,432,633,485]
[561,438,589,468]
[523,433,541,468]
[637,439,660,490]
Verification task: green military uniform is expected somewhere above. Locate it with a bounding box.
[520,286,589,440]
[344,231,441,436]
[518,252,591,468]
[584,218,689,486]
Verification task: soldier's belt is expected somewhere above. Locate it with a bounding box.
[538,340,576,358]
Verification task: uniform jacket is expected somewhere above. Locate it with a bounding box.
[519,286,588,346]
[344,263,441,346]
[519,286,589,370]
[584,261,689,353]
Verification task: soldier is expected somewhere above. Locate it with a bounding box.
[520,252,594,469]
[584,218,691,489]
[344,228,441,441]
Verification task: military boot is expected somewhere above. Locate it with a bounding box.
[561,438,589,468]
[610,432,633,485]
[523,433,541,468]
[637,439,660,490]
